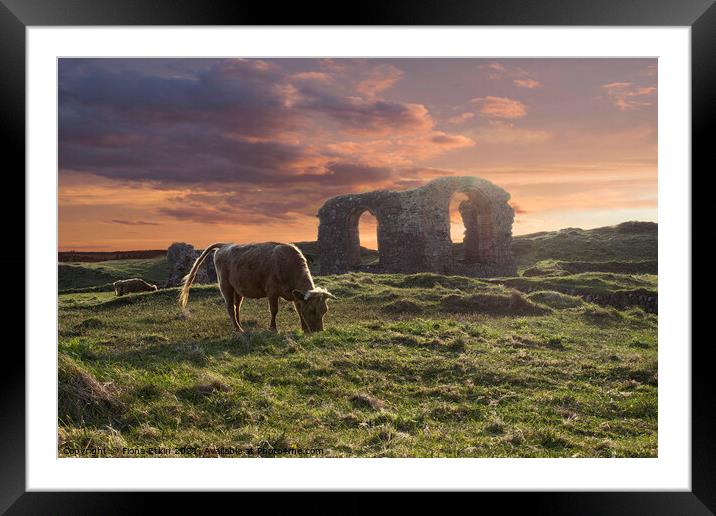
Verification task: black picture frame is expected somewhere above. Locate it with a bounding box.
[2,0,710,512]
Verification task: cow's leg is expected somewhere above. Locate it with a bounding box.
[233,292,244,332]
[293,301,309,332]
[219,281,242,333]
[268,294,279,332]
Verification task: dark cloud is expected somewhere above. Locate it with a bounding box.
[59,59,294,137]
[296,162,394,186]
[294,91,432,135]
[59,59,305,186]
[59,59,446,187]
[158,189,320,225]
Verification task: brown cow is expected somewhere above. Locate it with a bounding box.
[113,278,158,296]
[180,242,336,333]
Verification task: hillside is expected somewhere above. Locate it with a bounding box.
[510,221,657,269]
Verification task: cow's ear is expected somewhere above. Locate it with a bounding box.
[292,289,306,302]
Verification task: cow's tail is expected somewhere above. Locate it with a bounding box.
[180,243,225,310]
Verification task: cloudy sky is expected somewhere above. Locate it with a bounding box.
[58,58,657,251]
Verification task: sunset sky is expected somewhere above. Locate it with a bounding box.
[58,58,657,251]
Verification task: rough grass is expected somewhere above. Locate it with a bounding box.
[58,270,657,458]
[439,291,549,315]
[527,291,585,309]
[490,272,657,298]
[58,354,124,427]
[522,259,657,277]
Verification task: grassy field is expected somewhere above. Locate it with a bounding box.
[58,222,657,458]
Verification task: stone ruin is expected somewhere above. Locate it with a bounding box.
[165,242,217,288]
[317,176,516,277]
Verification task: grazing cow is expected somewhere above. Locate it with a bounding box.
[113,278,158,296]
[180,242,336,333]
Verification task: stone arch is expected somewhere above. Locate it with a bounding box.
[317,176,515,277]
[454,187,496,264]
[345,206,379,269]
[317,193,392,274]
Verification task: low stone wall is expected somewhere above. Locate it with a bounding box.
[514,284,658,313]
[581,291,658,313]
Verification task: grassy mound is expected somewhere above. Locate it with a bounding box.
[492,272,657,298]
[527,290,585,309]
[58,354,124,427]
[383,299,424,314]
[523,259,657,277]
[440,291,549,315]
[522,261,572,277]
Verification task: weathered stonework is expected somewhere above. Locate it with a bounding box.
[165,242,217,287]
[317,176,516,277]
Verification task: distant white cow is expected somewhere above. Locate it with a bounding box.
[113,278,158,296]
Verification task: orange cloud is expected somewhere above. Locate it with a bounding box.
[323,129,474,168]
[513,78,541,89]
[291,71,334,83]
[355,64,403,98]
[602,82,657,110]
[472,96,527,119]
[478,62,508,80]
[430,132,474,148]
[479,62,533,82]
[448,112,475,124]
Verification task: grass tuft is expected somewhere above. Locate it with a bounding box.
[350,394,386,411]
[58,355,124,427]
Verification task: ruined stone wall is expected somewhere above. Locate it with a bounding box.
[165,242,218,288]
[317,176,516,277]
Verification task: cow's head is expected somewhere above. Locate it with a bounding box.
[292,288,337,332]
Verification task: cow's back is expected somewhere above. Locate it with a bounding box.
[271,243,311,288]
[215,243,310,299]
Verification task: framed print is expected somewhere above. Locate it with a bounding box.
[3,0,712,512]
